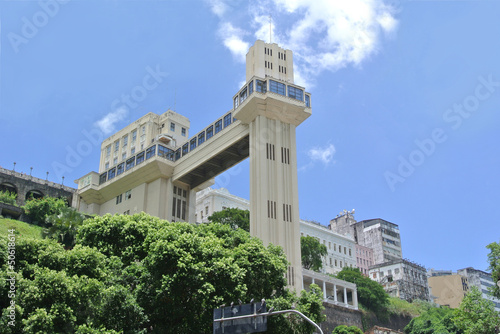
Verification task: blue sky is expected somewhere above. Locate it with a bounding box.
[1,0,499,273]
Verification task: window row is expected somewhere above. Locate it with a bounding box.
[234,79,310,109]
[115,189,132,205]
[106,127,143,158]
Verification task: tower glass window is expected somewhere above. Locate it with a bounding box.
[182,143,189,156]
[269,80,286,96]
[223,113,232,128]
[198,132,205,145]
[215,120,223,134]
[190,138,197,150]
[256,80,267,93]
[288,86,303,101]
[146,145,156,159]
[181,128,186,136]
[170,122,175,131]
[206,125,214,139]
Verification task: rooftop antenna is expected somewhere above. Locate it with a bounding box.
[269,15,272,43]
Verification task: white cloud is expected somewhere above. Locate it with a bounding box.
[218,22,250,63]
[95,107,128,135]
[308,143,336,166]
[206,0,229,17]
[210,0,398,84]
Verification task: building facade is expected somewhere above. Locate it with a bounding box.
[369,259,430,302]
[427,270,468,308]
[195,187,249,223]
[356,244,374,276]
[330,215,402,265]
[457,267,500,312]
[300,220,357,275]
[76,39,312,291]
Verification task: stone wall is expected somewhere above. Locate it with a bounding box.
[0,168,76,207]
[320,303,363,333]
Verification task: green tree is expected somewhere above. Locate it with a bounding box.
[23,196,67,226]
[332,325,364,334]
[208,207,250,232]
[0,190,17,206]
[76,212,166,265]
[335,267,389,315]
[404,306,460,334]
[452,286,500,334]
[266,284,326,334]
[487,240,500,298]
[301,236,327,271]
[44,207,86,248]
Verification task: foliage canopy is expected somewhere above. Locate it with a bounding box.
[301,235,327,271]
[208,207,250,232]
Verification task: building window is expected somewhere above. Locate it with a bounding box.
[116,194,122,204]
[123,135,128,147]
[349,249,352,256]
[239,87,247,104]
[116,163,124,176]
[126,157,135,170]
[122,152,126,161]
[205,206,209,215]
[181,128,186,136]
[114,141,119,152]
[256,80,266,93]
[288,86,303,101]
[158,144,175,161]
[175,149,181,160]
[305,94,311,108]
[99,173,107,184]
[198,132,205,145]
[131,147,135,155]
[132,130,137,143]
[108,167,116,180]
[190,138,197,150]
[206,125,214,139]
[248,81,254,95]
[106,145,111,157]
[125,190,131,200]
[170,122,175,131]
[105,162,109,170]
[113,157,118,165]
[136,151,145,165]
[224,113,232,128]
[215,120,223,134]
[269,80,286,96]
[234,96,239,109]
[146,145,156,159]
[182,143,189,156]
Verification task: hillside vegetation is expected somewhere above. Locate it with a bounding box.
[0,218,43,240]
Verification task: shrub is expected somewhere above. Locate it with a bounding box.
[0,190,17,206]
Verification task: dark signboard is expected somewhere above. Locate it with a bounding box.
[213,302,267,334]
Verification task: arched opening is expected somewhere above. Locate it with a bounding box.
[0,183,18,196]
[25,190,44,201]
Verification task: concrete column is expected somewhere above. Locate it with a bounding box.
[323,281,327,300]
[333,284,338,302]
[353,288,358,309]
[343,287,348,306]
[188,189,196,224]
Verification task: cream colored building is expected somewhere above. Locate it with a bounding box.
[427,273,468,308]
[76,39,312,291]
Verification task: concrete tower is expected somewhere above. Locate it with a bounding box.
[234,40,311,290]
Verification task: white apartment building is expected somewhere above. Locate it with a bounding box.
[195,187,249,223]
[300,220,356,275]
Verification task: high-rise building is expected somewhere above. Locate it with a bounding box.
[330,214,402,265]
